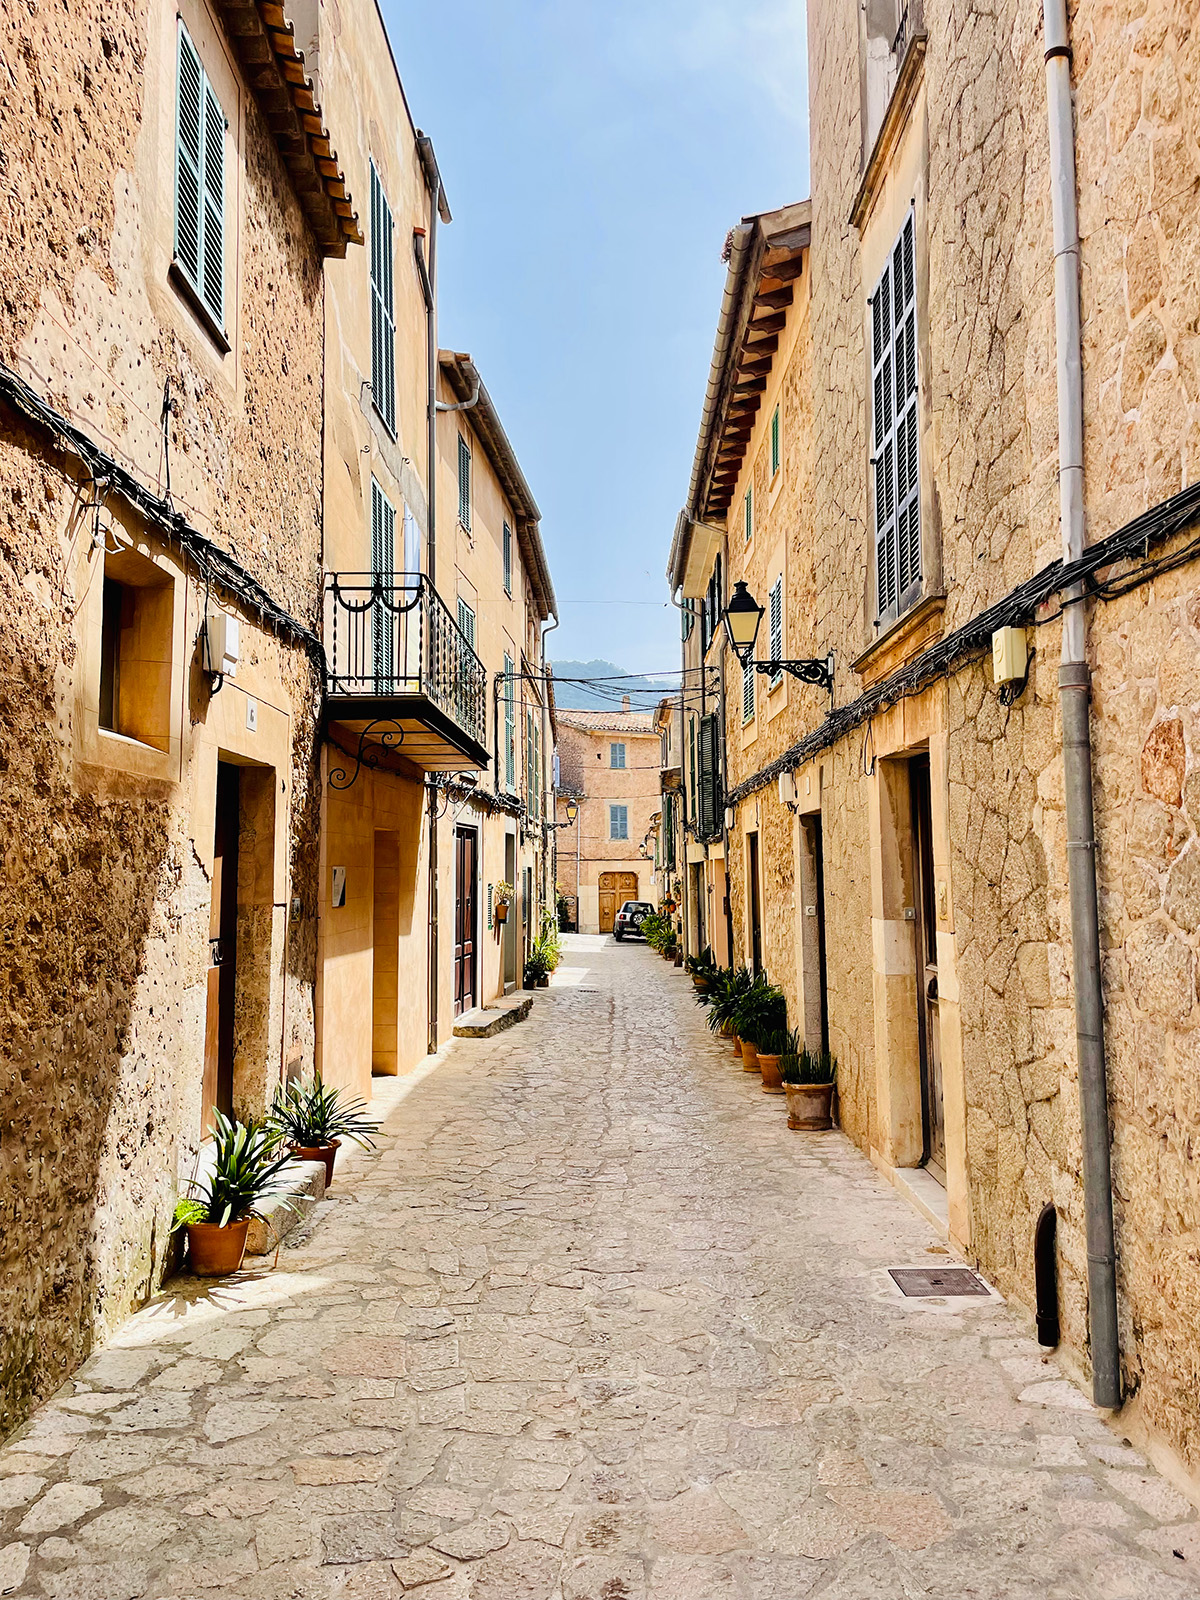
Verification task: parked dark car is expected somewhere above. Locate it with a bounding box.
[613,901,654,941]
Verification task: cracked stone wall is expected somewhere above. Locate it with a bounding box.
[802,0,1200,1472]
[0,0,324,1435]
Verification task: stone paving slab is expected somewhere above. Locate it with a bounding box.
[2,936,1199,1598]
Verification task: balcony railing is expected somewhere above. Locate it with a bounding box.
[324,572,487,749]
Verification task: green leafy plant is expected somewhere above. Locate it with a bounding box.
[780,1042,838,1085]
[730,975,787,1046]
[176,1111,298,1228]
[704,965,752,1031]
[755,1025,789,1057]
[685,946,718,979]
[267,1073,379,1150]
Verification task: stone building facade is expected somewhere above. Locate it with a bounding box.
[671,0,1200,1488]
[0,0,359,1431]
[555,709,662,933]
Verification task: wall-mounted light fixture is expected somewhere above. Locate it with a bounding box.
[721,580,833,700]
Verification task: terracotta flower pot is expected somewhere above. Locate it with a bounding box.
[495,903,509,923]
[758,1053,784,1094]
[730,1032,743,1058]
[291,1139,340,1186]
[537,974,549,987]
[785,1081,835,1130]
[673,952,684,968]
[741,1038,759,1073]
[186,1219,251,1277]
[692,976,710,993]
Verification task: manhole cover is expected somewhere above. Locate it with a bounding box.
[888,1266,990,1297]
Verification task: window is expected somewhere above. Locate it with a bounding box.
[457,433,472,531]
[872,211,920,621]
[771,406,781,477]
[609,804,629,841]
[742,655,755,723]
[688,715,697,823]
[503,521,512,595]
[369,161,396,435]
[681,599,694,641]
[371,479,396,688]
[174,22,225,330]
[457,597,476,650]
[768,575,783,686]
[503,651,516,791]
[700,554,723,655]
[610,742,626,769]
[98,551,174,751]
[698,713,721,838]
[744,486,753,543]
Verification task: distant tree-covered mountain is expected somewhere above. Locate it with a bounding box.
[549,659,675,712]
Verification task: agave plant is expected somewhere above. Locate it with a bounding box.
[705,965,752,1031]
[780,1043,838,1085]
[266,1073,379,1150]
[685,946,718,979]
[176,1111,297,1228]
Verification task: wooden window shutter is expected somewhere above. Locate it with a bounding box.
[370,479,395,689]
[872,210,920,620]
[175,24,224,326]
[503,652,516,790]
[457,434,472,531]
[742,655,755,723]
[770,406,780,476]
[369,162,396,435]
[769,576,783,685]
[503,522,512,594]
[698,713,721,839]
[457,597,475,649]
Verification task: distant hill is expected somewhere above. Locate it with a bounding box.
[549,659,675,713]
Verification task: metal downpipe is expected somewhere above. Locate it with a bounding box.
[1043,0,1120,1408]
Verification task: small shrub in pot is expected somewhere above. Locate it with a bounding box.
[781,1045,837,1130]
[266,1072,379,1185]
[175,1111,298,1276]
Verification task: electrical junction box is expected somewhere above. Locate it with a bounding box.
[204,611,240,676]
[778,771,797,807]
[992,625,1027,685]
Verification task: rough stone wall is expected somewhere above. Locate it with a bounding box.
[0,0,324,1435]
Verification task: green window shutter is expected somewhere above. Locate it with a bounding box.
[742,656,755,723]
[744,487,753,543]
[688,716,697,821]
[698,713,721,838]
[457,597,475,649]
[457,434,471,530]
[175,23,224,326]
[369,162,396,435]
[873,210,920,619]
[769,576,783,685]
[503,652,516,790]
[610,805,628,841]
[503,522,512,595]
[370,478,395,688]
[610,742,625,769]
[771,406,780,475]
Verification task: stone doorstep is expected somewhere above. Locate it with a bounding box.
[452,995,534,1039]
[245,1159,327,1255]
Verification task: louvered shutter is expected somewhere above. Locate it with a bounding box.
[371,479,395,689]
[457,598,475,649]
[503,653,516,790]
[742,656,755,723]
[503,522,512,594]
[175,30,203,291]
[698,713,721,838]
[457,435,472,530]
[200,80,224,323]
[769,576,783,685]
[770,406,780,476]
[744,487,753,543]
[872,211,920,620]
[369,163,395,435]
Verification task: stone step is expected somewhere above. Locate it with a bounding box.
[245,1158,327,1255]
[453,995,534,1038]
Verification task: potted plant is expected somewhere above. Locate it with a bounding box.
[704,965,752,1054]
[731,975,787,1073]
[781,1045,837,1130]
[686,947,718,994]
[493,881,514,925]
[175,1111,297,1277]
[755,1025,790,1095]
[266,1072,379,1185]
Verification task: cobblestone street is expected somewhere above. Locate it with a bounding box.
[3,936,1199,1600]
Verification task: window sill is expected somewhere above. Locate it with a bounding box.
[852,591,945,688]
[168,260,231,355]
[850,32,927,232]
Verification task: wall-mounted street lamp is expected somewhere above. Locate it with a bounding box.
[721,580,834,698]
[545,796,579,830]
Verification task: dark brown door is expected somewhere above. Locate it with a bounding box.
[747,831,763,975]
[202,762,239,1138]
[454,827,477,1016]
[910,755,946,1183]
[803,814,830,1056]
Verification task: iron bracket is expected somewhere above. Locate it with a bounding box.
[328,719,405,790]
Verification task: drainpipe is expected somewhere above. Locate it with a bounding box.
[1043,0,1120,1409]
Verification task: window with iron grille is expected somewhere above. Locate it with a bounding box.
[742,654,755,723]
[457,433,472,531]
[174,23,225,330]
[369,161,395,435]
[370,479,395,689]
[872,211,920,621]
[744,486,753,542]
[503,651,516,791]
[503,521,512,595]
[610,742,625,769]
[768,575,783,687]
[770,406,781,477]
[609,804,628,841]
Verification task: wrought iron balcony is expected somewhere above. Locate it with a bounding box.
[323,573,488,777]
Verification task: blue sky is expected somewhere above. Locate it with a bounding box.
[383,0,810,675]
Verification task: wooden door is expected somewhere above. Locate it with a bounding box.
[454,827,477,1015]
[910,756,946,1183]
[618,871,638,899]
[747,832,763,975]
[599,890,617,933]
[202,763,239,1138]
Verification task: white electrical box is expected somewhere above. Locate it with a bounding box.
[204,611,240,676]
[992,625,1027,685]
[778,771,797,807]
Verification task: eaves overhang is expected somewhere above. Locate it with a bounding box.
[215,0,362,256]
[439,350,557,622]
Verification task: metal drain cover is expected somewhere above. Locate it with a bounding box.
[889,1266,990,1297]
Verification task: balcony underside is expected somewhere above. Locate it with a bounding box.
[325,695,489,775]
